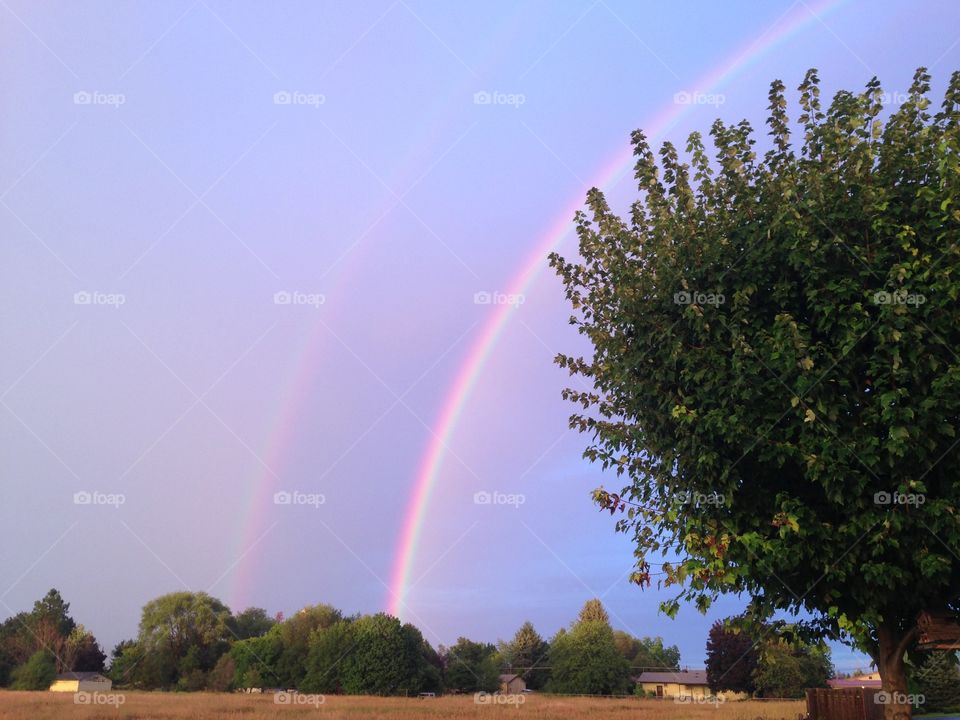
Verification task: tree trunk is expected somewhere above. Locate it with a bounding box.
[876,622,917,720]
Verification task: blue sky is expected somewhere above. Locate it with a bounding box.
[2,0,958,674]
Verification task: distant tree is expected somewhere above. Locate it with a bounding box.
[207,653,236,692]
[547,600,631,695]
[552,67,960,720]
[136,591,233,689]
[274,604,342,688]
[230,631,282,689]
[10,650,56,690]
[338,614,433,695]
[443,637,500,693]
[705,621,757,694]
[107,640,141,687]
[578,598,610,625]
[301,620,354,694]
[630,635,681,671]
[913,651,960,713]
[499,621,550,689]
[232,607,276,640]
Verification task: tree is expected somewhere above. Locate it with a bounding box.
[752,635,831,698]
[301,620,354,693]
[913,651,960,713]
[230,631,282,689]
[207,653,236,692]
[628,635,681,671]
[547,600,631,695]
[705,621,757,694]
[274,604,342,688]
[10,650,56,690]
[231,607,276,640]
[63,625,106,672]
[578,598,610,625]
[337,613,433,695]
[551,68,960,720]
[135,591,233,689]
[443,637,500,693]
[499,621,550,689]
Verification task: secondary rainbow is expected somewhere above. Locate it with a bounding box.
[387,0,850,618]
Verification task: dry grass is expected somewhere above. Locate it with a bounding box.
[0,690,806,719]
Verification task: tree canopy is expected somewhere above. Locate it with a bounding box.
[551,68,960,718]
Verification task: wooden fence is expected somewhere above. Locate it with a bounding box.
[806,688,884,720]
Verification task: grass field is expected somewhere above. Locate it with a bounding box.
[0,690,806,719]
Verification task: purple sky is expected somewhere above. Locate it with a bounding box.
[2,0,958,674]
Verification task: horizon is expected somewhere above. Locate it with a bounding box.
[3,0,959,678]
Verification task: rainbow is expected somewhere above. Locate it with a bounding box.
[386,0,849,617]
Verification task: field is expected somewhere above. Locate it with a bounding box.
[0,690,806,719]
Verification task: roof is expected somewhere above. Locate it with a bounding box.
[636,671,709,685]
[499,674,522,682]
[828,678,882,689]
[54,672,109,682]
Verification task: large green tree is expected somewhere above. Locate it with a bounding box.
[442,637,500,693]
[499,621,550,689]
[551,68,960,719]
[135,591,233,689]
[547,600,631,695]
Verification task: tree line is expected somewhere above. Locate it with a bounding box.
[0,591,679,695]
[2,588,956,709]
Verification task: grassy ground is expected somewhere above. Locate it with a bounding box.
[0,690,806,719]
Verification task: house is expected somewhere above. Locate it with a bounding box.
[635,670,747,701]
[499,674,527,694]
[49,672,113,693]
[828,672,881,689]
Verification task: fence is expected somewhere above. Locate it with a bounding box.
[806,688,884,720]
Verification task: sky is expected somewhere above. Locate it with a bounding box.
[2,0,959,675]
